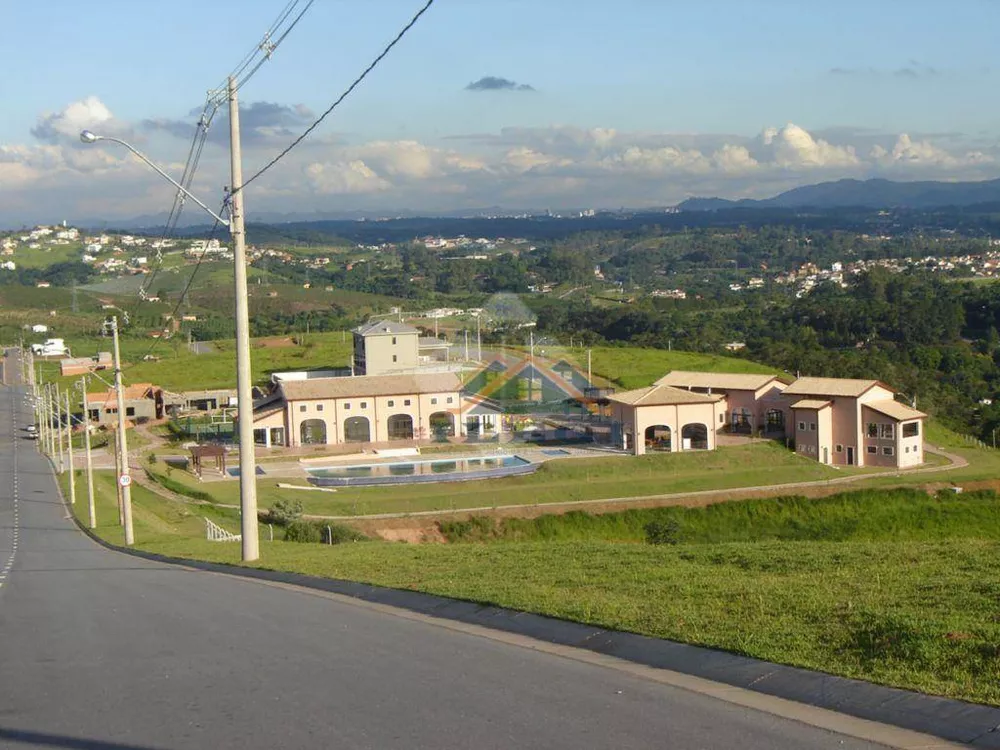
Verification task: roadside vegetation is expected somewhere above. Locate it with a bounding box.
[65,467,1000,706]
[160,441,843,517]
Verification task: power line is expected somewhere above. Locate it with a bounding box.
[132,204,229,367]
[240,0,435,191]
[232,0,315,93]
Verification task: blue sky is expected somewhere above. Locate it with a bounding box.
[3,0,999,223]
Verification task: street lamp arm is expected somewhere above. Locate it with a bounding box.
[79,131,230,228]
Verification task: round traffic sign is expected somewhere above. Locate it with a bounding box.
[118,474,132,487]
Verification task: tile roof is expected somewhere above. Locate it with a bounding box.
[655,370,780,391]
[353,320,420,336]
[790,398,832,410]
[86,383,155,405]
[609,384,724,407]
[279,372,462,401]
[782,377,881,398]
[865,399,927,421]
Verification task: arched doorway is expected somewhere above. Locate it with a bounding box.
[765,409,785,434]
[387,413,414,440]
[731,408,753,434]
[644,424,672,451]
[344,416,371,442]
[429,411,455,439]
[681,423,708,450]
[299,418,327,445]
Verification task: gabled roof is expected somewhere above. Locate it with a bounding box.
[655,370,781,391]
[790,398,832,410]
[782,377,882,398]
[865,399,927,421]
[353,320,420,336]
[279,372,462,401]
[609,384,724,407]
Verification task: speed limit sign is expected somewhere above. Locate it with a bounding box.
[118,474,132,488]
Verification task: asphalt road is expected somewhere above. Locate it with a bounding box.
[0,383,896,750]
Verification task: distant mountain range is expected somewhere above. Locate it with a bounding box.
[676,178,1000,211]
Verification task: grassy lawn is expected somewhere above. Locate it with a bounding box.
[38,331,354,393]
[66,470,1000,706]
[166,442,842,517]
[527,345,780,390]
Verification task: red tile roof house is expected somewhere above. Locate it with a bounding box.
[780,377,925,467]
[654,371,790,437]
[609,372,926,468]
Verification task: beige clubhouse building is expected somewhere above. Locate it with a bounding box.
[252,372,501,448]
[609,371,926,468]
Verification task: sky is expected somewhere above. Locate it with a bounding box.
[2,0,1000,225]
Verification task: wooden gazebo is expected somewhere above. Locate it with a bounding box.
[189,444,228,478]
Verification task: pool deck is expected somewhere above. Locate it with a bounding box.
[195,444,618,482]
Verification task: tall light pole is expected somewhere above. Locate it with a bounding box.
[81,85,260,559]
[109,316,134,545]
[227,76,260,561]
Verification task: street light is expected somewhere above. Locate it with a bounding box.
[79,79,260,562]
[79,130,230,227]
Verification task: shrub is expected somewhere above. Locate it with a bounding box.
[282,520,366,544]
[321,523,368,544]
[645,518,682,545]
[263,498,304,526]
[284,520,322,543]
[147,453,157,466]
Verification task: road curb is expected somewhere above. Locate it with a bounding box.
[53,464,1000,749]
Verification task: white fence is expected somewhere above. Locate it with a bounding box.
[205,518,241,542]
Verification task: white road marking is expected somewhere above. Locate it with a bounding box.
[1,388,21,589]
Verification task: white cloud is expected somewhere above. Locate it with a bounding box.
[758,123,859,168]
[870,133,995,169]
[31,96,121,144]
[711,144,759,173]
[303,160,390,194]
[3,100,1000,223]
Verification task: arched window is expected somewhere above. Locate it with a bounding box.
[299,418,327,445]
[644,424,672,451]
[344,416,371,442]
[387,413,414,440]
[429,411,455,439]
[681,423,708,450]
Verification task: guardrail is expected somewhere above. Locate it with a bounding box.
[205,518,241,542]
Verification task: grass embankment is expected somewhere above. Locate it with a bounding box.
[67,470,1000,705]
[38,331,353,392]
[164,441,841,516]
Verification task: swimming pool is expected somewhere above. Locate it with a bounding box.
[306,455,536,487]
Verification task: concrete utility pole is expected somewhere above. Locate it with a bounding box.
[228,75,259,562]
[464,330,469,361]
[587,348,592,386]
[109,316,134,545]
[46,385,55,458]
[65,390,76,506]
[476,314,482,362]
[80,378,96,528]
[55,383,65,473]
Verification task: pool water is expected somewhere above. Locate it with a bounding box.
[227,466,266,477]
[308,455,528,479]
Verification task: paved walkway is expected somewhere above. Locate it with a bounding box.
[301,444,969,522]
